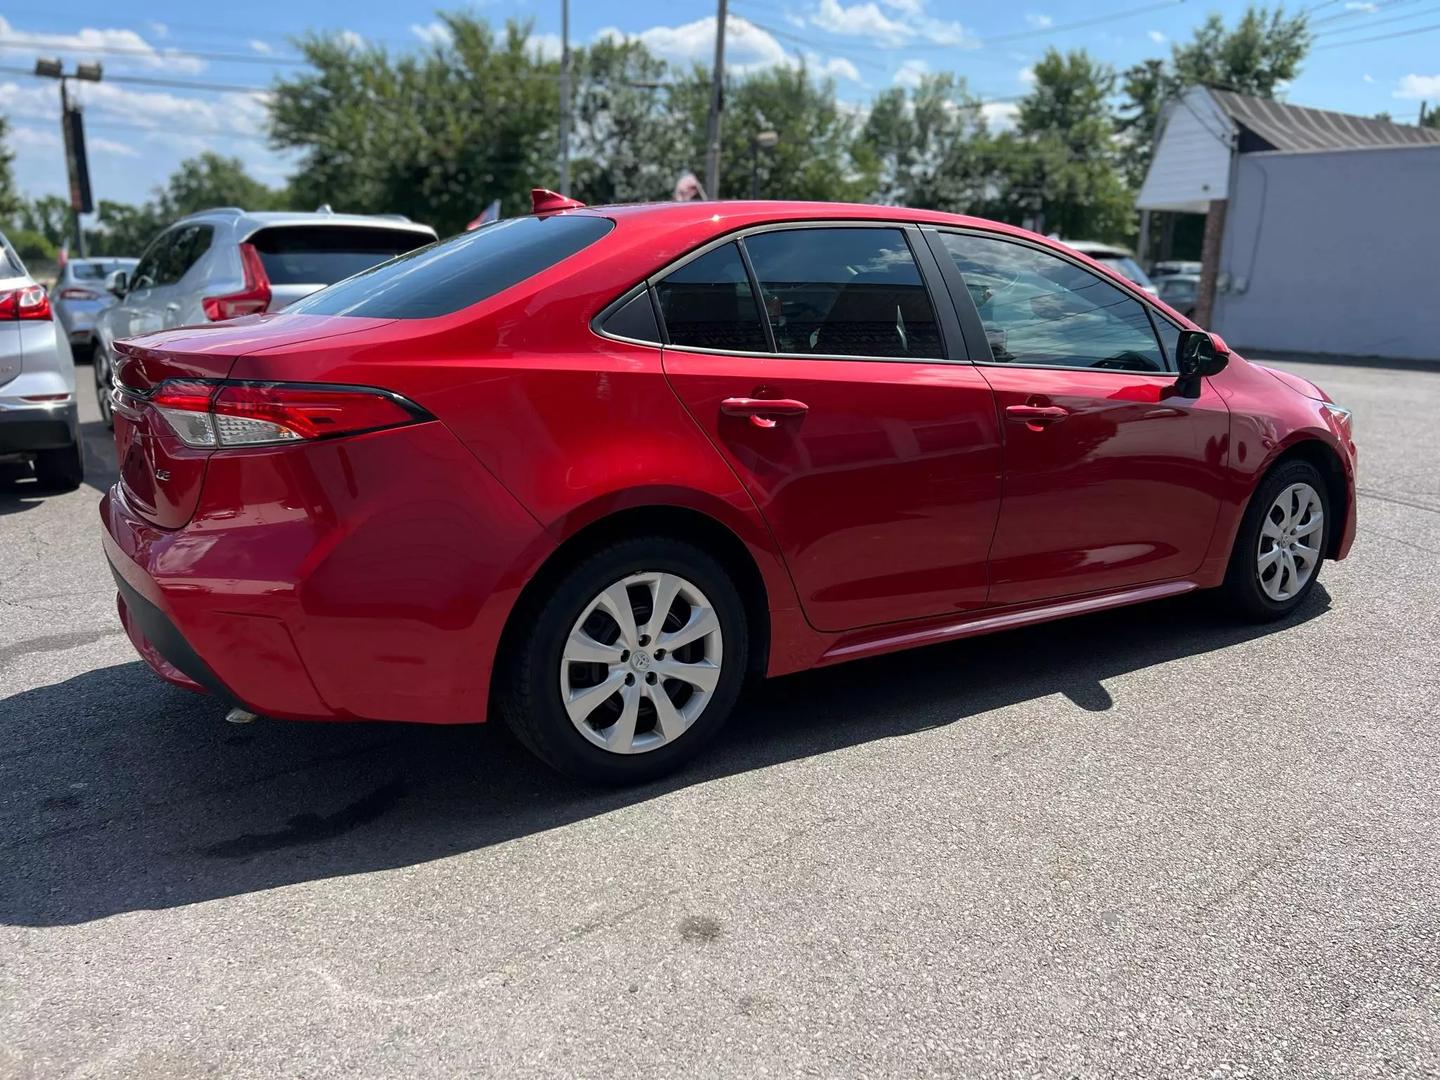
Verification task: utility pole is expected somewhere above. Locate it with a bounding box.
[559,0,572,196]
[704,0,728,200]
[1421,101,1429,127]
[34,58,102,258]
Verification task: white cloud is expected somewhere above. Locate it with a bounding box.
[1395,73,1440,98]
[148,21,168,38]
[882,0,926,14]
[605,16,789,74]
[1147,29,1167,43]
[1364,73,1375,83]
[0,14,206,73]
[1018,65,1036,85]
[811,0,975,47]
[982,101,1020,130]
[1344,2,1378,10]
[1025,14,1053,28]
[529,32,563,61]
[90,136,140,158]
[248,39,274,55]
[335,29,366,51]
[894,58,929,88]
[411,21,453,47]
[820,56,862,82]
[8,124,60,149]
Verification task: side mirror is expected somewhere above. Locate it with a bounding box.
[1175,329,1229,379]
[104,270,128,297]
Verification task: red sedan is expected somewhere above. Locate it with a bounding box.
[101,194,1357,783]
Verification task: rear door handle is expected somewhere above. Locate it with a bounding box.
[721,397,809,429]
[1005,404,1069,425]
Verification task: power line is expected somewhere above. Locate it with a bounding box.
[0,34,310,66]
[1314,1,1440,37]
[1310,0,1433,26]
[0,63,268,94]
[968,0,1187,46]
[1312,15,1440,43]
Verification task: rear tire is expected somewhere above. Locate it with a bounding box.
[1221,459,1328,622]
[499,536,749,785]
[95,347,114,429]
[34,442,84,492]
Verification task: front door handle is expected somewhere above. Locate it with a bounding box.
[1005,404,1069,426]
[721,397,809,429]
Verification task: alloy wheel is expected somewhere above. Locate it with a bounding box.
[1257,481,1324,602]
[559,571,724,755]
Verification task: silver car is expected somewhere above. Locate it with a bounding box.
[0,228,82,490]
[51,257,138,359]
[93,208,437,425]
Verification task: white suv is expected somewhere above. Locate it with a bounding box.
[1,228,82,490]
[93,207,437,425]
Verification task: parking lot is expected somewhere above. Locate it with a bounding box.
[1,356,1437,1077]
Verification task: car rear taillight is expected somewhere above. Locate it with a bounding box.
[0,284,53,320]
[58,287,101,301]
[148,380,431,449]
[201,243,271,321]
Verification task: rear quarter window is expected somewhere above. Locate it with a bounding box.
[288,215,615,319]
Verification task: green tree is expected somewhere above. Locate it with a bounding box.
[0,115,19,220]
[154,151,283,218]
[987,49,1134,241]
[1119,6,1311,187]
[1422,108,1440,130]
[568,36,687,204]
[858,73,992,211]
[269,15,559,233]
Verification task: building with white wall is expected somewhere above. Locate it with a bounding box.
[1137,86,1440,361]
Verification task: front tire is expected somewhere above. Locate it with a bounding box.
[1221,459,1329,622]
[499,537,749,785]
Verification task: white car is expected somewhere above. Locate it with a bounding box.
[93,208,437,426]
[0,228,82,491]
[1058,240,1159,296]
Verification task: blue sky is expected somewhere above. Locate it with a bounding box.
[2,0,1437,208]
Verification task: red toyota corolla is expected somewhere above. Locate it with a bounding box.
[101,193,1357,783]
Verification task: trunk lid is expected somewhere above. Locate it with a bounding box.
[111,312,395,528]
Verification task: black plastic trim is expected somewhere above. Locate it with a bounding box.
[108,556,238,703]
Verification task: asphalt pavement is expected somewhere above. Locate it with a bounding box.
[1,357,1437,1078]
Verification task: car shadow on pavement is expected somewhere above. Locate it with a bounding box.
[0,586,1331,927]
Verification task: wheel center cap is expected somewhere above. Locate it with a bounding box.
[630,650,652,672]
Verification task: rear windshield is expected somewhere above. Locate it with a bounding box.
[288,215,615,319]
[72,260,136,280]
[248,226,432,287]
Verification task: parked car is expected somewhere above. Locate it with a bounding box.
[92,208,437,426]
[0,228,83,491]
[51,257,138,360]
[1059,240,1159,295]
[1152,260,1202,278]
[101,195,1357,784]
[1157,272,1201,318]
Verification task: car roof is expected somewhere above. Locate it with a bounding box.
[1161,273,1202,283]
[172,208,438,238]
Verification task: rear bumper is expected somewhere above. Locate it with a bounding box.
[0,400,78,453]
[99,421,552,724]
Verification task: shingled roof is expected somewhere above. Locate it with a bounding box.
[1210,88,1440,152]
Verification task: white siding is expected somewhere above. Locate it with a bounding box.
[1213,145,1440,361]
[1137,87,1235,213]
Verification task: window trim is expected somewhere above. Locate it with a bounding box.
[591,219,966,366]
[923,225,1179,377]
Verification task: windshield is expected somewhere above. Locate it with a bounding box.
[1097,256,1155,291]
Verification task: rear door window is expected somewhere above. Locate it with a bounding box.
[743,227,942,359]
[154,225,213,286]
[247,226,431,286]
[289,215,614,319]
[653,242,769,353]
